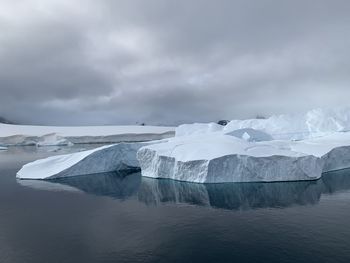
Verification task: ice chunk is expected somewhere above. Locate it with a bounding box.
[0,146,7,151]
[137,134,324,183]
[16,142,149,180]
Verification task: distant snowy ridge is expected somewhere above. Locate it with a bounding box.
[0,124,175,146]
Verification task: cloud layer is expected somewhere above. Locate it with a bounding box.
[1,0,350,125]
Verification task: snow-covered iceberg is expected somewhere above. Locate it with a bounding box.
[137,134,324,183]
[16,142,149,179]
[16,108,350,183]
[0,124,175,146]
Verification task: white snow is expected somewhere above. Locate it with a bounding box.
[174,108,350,141]
[175,122,223,137]
[0,146,7,150]
[0,124,175,146]
[223,108,350,140]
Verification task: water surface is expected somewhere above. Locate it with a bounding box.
[1,146,350,263]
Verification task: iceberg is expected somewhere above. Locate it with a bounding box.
[16,142,149,179]
[0,146,7,151]
[15,108,350,183]
[137,134,324,183]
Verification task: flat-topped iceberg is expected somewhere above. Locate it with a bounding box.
[137,134,324,183]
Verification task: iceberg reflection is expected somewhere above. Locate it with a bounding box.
[18,169,350,210]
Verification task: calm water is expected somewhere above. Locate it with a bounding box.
[1,146,350,263]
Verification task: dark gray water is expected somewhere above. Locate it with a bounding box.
[1,146,350,263]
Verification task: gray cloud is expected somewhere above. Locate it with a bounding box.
[0,0,350,125]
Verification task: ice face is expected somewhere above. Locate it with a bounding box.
[137,134,324,183]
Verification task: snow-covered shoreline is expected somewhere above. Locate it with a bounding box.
[0,124,175,146]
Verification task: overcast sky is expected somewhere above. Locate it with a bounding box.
[0,0,350,125]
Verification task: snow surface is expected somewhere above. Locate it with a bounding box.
[175,122,223,137]
[0,124,175,146]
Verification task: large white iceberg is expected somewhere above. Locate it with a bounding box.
[15,108,350,183]
[137,134,324,183]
